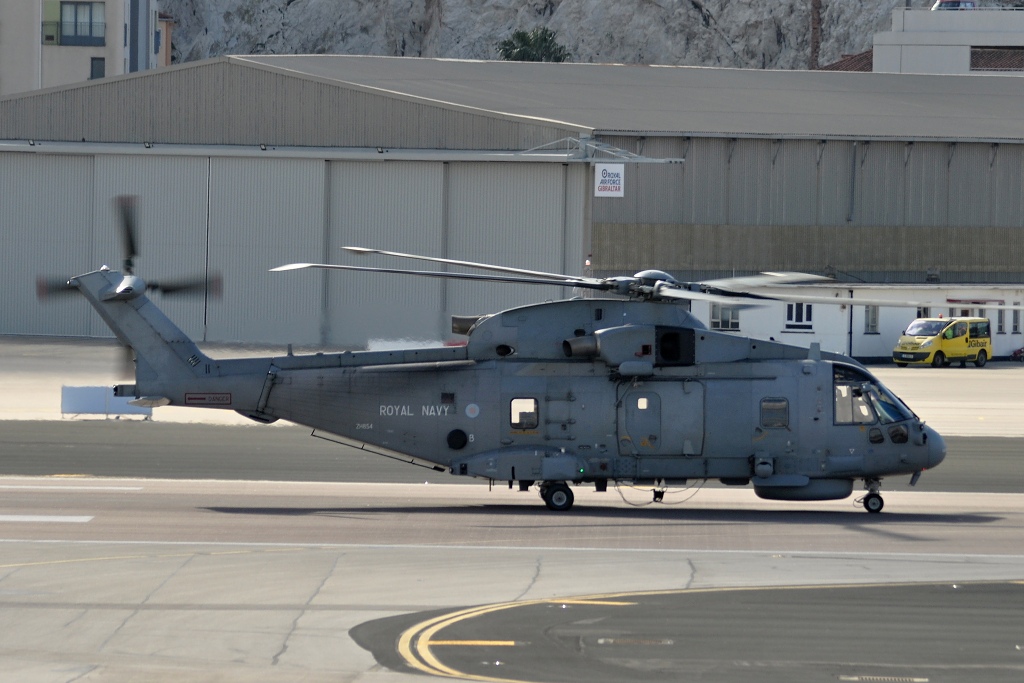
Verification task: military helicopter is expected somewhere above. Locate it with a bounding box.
[42,197,948,514]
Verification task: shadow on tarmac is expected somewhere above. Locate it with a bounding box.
[201,503,1002,526]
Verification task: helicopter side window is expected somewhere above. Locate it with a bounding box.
[510,398,538,430]
[760,398,789,429]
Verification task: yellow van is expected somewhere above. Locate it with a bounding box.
[893,317,992,367]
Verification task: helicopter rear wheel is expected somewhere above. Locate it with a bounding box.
[541,482,574,512]
[863,493,884,514]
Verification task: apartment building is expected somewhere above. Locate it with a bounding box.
[0,1,168,97]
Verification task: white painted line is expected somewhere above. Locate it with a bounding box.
[0,515,93,523]
[0,485,142,491]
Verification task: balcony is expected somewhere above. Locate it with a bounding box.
[41,21,106,47]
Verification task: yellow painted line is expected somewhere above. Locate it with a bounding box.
[0,554,156,570]
[427,640,517,647]
[546,599,636,606]
[0,548,291,569]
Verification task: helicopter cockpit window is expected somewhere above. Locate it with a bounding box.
[510,398,539,430]
[833,365,914,426]
[866,385,914,425]
[833,366,875,425]
[834,383,874,424]
[760,398,789,429]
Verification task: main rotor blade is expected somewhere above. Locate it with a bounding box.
[651,284,766,308]
[342,246,604,285]
[701,271,832,292]
[272,262,606,289]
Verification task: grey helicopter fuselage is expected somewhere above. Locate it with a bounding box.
[74,266,945,512]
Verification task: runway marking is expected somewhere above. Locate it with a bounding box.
[0,547,303,570]
[0,485,142,491]
[427,640,518,647]
[549,599,636,606]
[0,515,93,523]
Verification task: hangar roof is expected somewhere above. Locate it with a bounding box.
[2,54,1022,146]
[234,55,1024,142]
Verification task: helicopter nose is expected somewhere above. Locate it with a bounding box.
[924,425,947,470]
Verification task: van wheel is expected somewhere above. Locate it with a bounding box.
[931,352,945,368]
[974,350,988,367]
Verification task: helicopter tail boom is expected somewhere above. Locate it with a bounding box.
[73,268,272,416]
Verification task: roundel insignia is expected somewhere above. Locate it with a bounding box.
[465,403,480,418]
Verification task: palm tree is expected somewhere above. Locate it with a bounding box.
[497,27,570,63]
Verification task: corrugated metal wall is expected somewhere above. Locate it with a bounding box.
[990,144,1024,229]
[591,136,1024,282]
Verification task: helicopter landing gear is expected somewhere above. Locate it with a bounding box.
[540,482,574,511]
[861,478,884,513]
[863,493,884,513]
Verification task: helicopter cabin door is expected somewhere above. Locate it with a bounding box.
[618,383,704,456]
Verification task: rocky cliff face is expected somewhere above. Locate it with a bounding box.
[161,0,909,70]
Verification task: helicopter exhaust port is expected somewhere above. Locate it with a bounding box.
[563,335,598,358]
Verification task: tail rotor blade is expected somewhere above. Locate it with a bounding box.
[36,276,76,299]
[147,272,223,298]
[116,195,139,274]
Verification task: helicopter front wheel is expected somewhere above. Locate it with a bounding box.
[540,482,574,512]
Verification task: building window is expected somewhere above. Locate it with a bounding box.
[998,309,1006,334]
[916,306,931,319]
[710,304,740,331]
[1014,305,1021,334]
[785,302,813,331]
[90,57,105,80]
[61,2,105,47]
[864,305,879,334]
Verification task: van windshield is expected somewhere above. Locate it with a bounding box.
[906,320,947,336]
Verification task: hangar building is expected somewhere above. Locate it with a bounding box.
[3,55,1024,352]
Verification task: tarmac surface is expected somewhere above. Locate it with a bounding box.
[1,335,1023,682]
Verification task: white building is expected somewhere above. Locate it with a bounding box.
[874,5,1024,75]
[0,1,167,97]
[689,284,1024,362]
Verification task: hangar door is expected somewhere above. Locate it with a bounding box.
[325,160,585,348]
